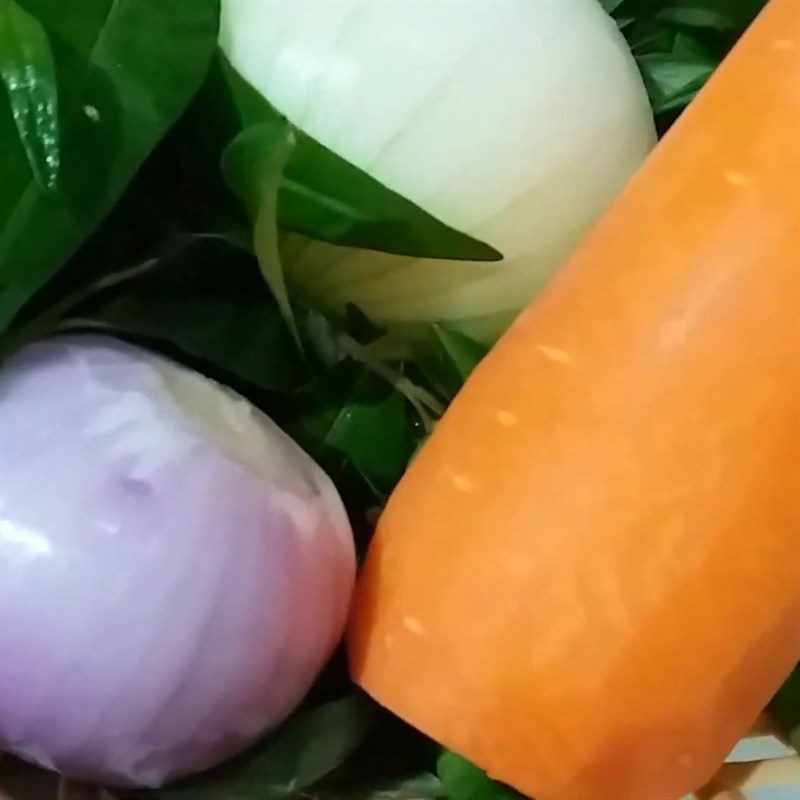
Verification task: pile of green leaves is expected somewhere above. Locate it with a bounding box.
[1,2,793,800]
[604,0,769,127]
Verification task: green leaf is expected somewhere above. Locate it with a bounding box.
[19,0,118,61]
[289,360,418,498]
[368,773,444,800]
[671,31,715,58]
[280,130,501,262]
[0,0,59,190]
[214,53,501,263]
[308,707,446,800]
[320,772,445,800]
[437,752,521,800]
[636,50,716,113]
[212,50,272,131]
[654,0,766,32]
[655,3,738,31]
[417,323,489,400]
[431,324,489,384]
[222,119,294,220]
[60,236,306,394]
[628,18,679,55]
[157,695,376,800]
[222,118,299,343]
[769,664,800,754]
[613,0,767,124]
[0,0,220,333]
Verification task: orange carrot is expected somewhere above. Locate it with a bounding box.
[347,2,800,799]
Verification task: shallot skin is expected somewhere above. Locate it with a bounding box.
[0,336,355,788]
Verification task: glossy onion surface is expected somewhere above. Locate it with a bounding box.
[0,336,355,787]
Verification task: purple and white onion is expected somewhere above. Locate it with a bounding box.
[0,335,355,788]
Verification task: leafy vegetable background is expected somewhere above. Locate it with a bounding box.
[1,1,793,799]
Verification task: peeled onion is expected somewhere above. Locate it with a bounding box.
[0,336,355,788]
[220,0,657,341]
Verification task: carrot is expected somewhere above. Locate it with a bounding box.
[347,2,800,799]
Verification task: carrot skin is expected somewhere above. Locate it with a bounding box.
[348,2,800,799]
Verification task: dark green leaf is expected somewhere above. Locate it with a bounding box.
[215,54,501,263]
[0,0,220,333]
[656,3,738,31]
[636,50,716,113]
[628,18,678,55]
[365,773,444,800]
[417,323,489,400]
[62,236,306,394]
[319,772,444,800]
[19,0,116,62]
[671,31,715,58]
[280,130,501,262]
[308,705,445,800]
[437,752,521,800]
[769,664,800,754]
[613,0,767,124]
[0,0,59,190]
[157,695,376,800]
[213,50,273,131]
[654,0,766,32]
[431,324,488,384]
[289,360,418,498]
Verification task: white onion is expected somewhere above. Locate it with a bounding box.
[0,336,355,788]
[220,0,657,341]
